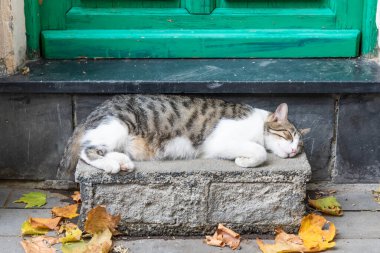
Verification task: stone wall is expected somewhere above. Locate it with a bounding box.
[0,0,26,77]
[0,93,379,183]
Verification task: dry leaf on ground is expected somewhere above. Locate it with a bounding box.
[84,206,121,235]
[308,196,343,216]
[61,241,87,253]
[257,214,336,253]
[28,217,61,230]
[14,192,47,208]
[299,214,336,252]
[71,191,81,203]
[60,228,113,253]
[21,221,49,235]
[59,223,83,243]
[205,224,241,250]
[20,236,59,253]
[86,228,113,253]
[52,204,79,219]
[372,187,380,204]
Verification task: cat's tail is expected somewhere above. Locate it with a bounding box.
[56,124,85,181]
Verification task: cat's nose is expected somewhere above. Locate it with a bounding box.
[291,148,296,153]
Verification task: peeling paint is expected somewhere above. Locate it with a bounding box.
[0,0,26,76]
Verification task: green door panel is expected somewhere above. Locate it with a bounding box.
[28,0,378,58]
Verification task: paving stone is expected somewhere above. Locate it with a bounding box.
[0,188,11,207]
[0,236,24,253]
[0,209,51,236]
[307,183,380,211]
[0,94,72,180]
[5,189,71,209]
[335,95,380,183]
[76,153,311,236]
[329,211,380,239]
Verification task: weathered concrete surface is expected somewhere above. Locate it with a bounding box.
[0,94,72,179]
[335,95,380,183]
[0,0,26,76]
[76,153,311,236]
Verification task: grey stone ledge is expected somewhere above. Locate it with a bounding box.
[76,153,311,236]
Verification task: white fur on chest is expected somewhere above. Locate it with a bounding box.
[201,109,268,159]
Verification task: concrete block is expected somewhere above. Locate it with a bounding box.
[76,153,311,236]
[335,95,380,183]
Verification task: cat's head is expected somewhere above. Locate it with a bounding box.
[264,103,310,158]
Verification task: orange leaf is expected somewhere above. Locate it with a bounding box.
[71,191,81,203]
[52,204,79,219]
[20,236,59,253]
[28,217,61,230]
[205,224,240,250]
[257,214,336,253]
[84,205,120,235]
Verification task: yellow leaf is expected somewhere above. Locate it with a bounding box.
[61,229,113,253]
[28,217,61,230]
[52,204,79,219]
[308,196,343,216]
[205,224,240,250]
[59,223,83,243]
[71,191,81,203]
[86,228,113,253]
[299,214,336,252]
[20,236,59,253]
[61,241,87,253]
[84,206,120,235]
[257,214,336,253]
[14,192,47,208]
[21,221,49,235]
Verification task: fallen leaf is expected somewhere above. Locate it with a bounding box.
[308,196,343,216]
[205,224,240,250]
[28,217,61,230]
[86,228,113,253]
[257,214,336,253]
[84,206,120,235]
[257,229,306,253]
[71,191,81,203]
[20,236,59,253]
[61,228,113,253]
[14,192,47,208]
[299,214,336,252]
[372,187,380,204]
[21,221,49,235]
[61,241,87,253]
[59,223,83,243]
[52,204,79,219]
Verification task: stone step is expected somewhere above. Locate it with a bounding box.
[75,153,311,236]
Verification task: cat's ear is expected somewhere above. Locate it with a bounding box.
[274,103,288,121]
[300,128,311,136]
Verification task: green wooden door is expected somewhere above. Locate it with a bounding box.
[29,0,377,58]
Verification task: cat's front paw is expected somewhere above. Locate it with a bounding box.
[235,156,265,168]
[102,161,121,174]
[120,160,135,172]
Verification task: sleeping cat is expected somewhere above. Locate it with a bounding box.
[57,95,309,180]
